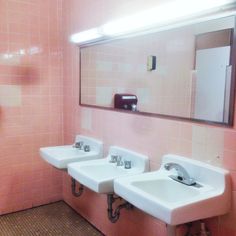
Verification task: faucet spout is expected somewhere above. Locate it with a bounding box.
[164,162,196,186]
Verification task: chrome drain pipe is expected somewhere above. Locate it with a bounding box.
[107,193,133,223]
[71,178,84,197]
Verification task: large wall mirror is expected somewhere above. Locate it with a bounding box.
[80,16,236,126]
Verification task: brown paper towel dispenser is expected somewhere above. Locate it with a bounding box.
[114,94,138,111]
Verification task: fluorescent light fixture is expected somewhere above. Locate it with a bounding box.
[70,28,102,43]
[102,0,236,36]
[70,0,235,44]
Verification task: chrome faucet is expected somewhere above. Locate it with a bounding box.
[116,156,123,166]
[73,141,83,149]
[124,160,132,169]
[110,155,118,163]
[164,163,196,186]
[83,145,90,152]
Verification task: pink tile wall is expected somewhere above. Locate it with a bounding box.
[0,0,63,214]
[62,1,236,236]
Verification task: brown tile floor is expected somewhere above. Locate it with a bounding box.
[0,201,104,236]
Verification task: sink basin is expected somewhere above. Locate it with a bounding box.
[132,179,200,203]
[40,135,103,169]
[68,146,149,193]
[114,154,231,225]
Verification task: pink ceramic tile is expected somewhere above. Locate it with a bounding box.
[220,191,236,232]
[180,123,193,141]
[223,150,236,170]
[0,0,63,215]
[230,171,236,191]
[224,130,236,151]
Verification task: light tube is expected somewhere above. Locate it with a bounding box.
[102,0,236,36]
[70,28,102,43]
[70,0,236,44]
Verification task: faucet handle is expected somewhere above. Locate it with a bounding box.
[73,141,83,149]
[83,145,90,152]
[117,156,123,166]
[124,160,132,169]
[110,155,118,163]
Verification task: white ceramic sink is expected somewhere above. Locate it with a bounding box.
[68,146,149,193]
[114,154,231,225]
[40,135,103,169]
[132,179,200,202]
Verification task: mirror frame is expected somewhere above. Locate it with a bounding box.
[79,15,236,127]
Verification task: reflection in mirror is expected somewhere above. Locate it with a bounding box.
[80,16,236,125]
